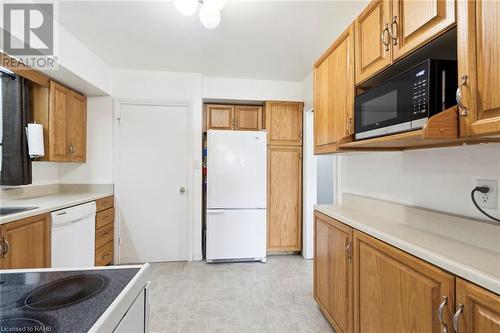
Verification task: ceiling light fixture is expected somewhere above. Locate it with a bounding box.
[174,0,226,29]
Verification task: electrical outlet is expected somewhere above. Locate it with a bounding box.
[475,179,498,209]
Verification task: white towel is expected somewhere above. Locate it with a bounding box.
[25,123,45,158]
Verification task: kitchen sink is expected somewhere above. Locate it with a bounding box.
[0,207,38,217]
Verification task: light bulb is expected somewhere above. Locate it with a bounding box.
[175,0,199,16]
[204,0,227,11]
[199,4,221,29]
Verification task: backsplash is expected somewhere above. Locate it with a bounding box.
[339,144,500,222]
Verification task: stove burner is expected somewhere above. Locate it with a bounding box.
[25,275,106,310]
[0,317,47,330]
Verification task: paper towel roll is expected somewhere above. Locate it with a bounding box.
[26,123,45,158]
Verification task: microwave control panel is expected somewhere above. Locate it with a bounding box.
[412,67,428,118]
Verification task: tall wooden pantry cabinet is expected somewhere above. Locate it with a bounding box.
[265,101,304,252]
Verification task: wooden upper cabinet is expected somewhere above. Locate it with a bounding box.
[391,0,455,60]
[314,212,353,333]
[265,101,303,146]
[355,0,392,84]
[49,81,71,161]
[46,81,87,162]
[206,104,235,130]
[234,106,262,131]
[67,91,87,162]
[314,24,355,154]
[267,145,302,252]
[1,214,51,269]
[353,231,455,333]
[455,278,500,333]
[458,0,500,137]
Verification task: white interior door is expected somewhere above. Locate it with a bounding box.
[117,103,189,263]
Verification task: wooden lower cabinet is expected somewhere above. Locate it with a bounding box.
[267,146,302,252]
[0,214,51,269]
[353,230,455,333]
[314,212,353,333]
[95,196,114,266]
[455,278,500,333]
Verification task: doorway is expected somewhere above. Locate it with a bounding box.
[115,102,190,263]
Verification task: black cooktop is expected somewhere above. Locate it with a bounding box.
[0,268,139,332]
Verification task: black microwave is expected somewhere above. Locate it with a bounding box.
[354,60,457,140]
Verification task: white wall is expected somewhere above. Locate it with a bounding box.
[302,72,316,259]
[202,76,303,101]
[58,97,114,184]
[338,144,500,220]
[31,162,60,185]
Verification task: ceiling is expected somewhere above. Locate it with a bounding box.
[58,1,367,81]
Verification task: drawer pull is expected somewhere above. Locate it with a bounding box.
[381,23,390,51]
[346,241,352,263]
[102,253,110,259]
[438,296,448,333]
[2,238,9,258]
[102,232,109,237]
[456,75,468,116]
[452,304,463,333]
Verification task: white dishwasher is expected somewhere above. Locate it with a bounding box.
[51,202,97,267]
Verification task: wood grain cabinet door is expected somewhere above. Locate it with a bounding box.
[455,278,500,333]
[267,146,302,251]
[353,231,455,333]
[67,91,87,162]
[48,81,71,161]
[234,106,262,131]
[355,0,392,84]
[314,212,353,333]
[206,104,235,130]
[1,214,51,269]
[457,0,500,137]
[265,101,303,146]
[314,24,355,154]
[391,0,455,61]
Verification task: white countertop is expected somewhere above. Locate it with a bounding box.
[315,194,500,295]
[1,184,114,224]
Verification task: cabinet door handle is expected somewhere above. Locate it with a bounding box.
[2,238,9,258]
[390,16,398,45]
[346,117,352,135]
[452,304,464,333]
[438,296,448,333]
[381,23,390,51]
[456,75,468,116]
[346,241,352,263]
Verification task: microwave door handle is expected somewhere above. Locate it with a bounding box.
[442,69,446,111]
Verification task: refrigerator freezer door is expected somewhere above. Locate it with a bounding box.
[207,130,267,209]
[206,209,266,262]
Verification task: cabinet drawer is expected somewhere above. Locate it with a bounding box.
[96,196,114,212]
[96,207,114,229]
[95,223,114,249]
[95,241,113,266]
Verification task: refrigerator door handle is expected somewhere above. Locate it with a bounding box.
[207,209,225,214]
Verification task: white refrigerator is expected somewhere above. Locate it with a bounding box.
[206,130,267,262]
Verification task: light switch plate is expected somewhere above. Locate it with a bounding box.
[475,179,497,209]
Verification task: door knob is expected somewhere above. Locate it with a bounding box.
[179,187,186,194]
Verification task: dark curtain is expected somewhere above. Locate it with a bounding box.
[1,75,32,185]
